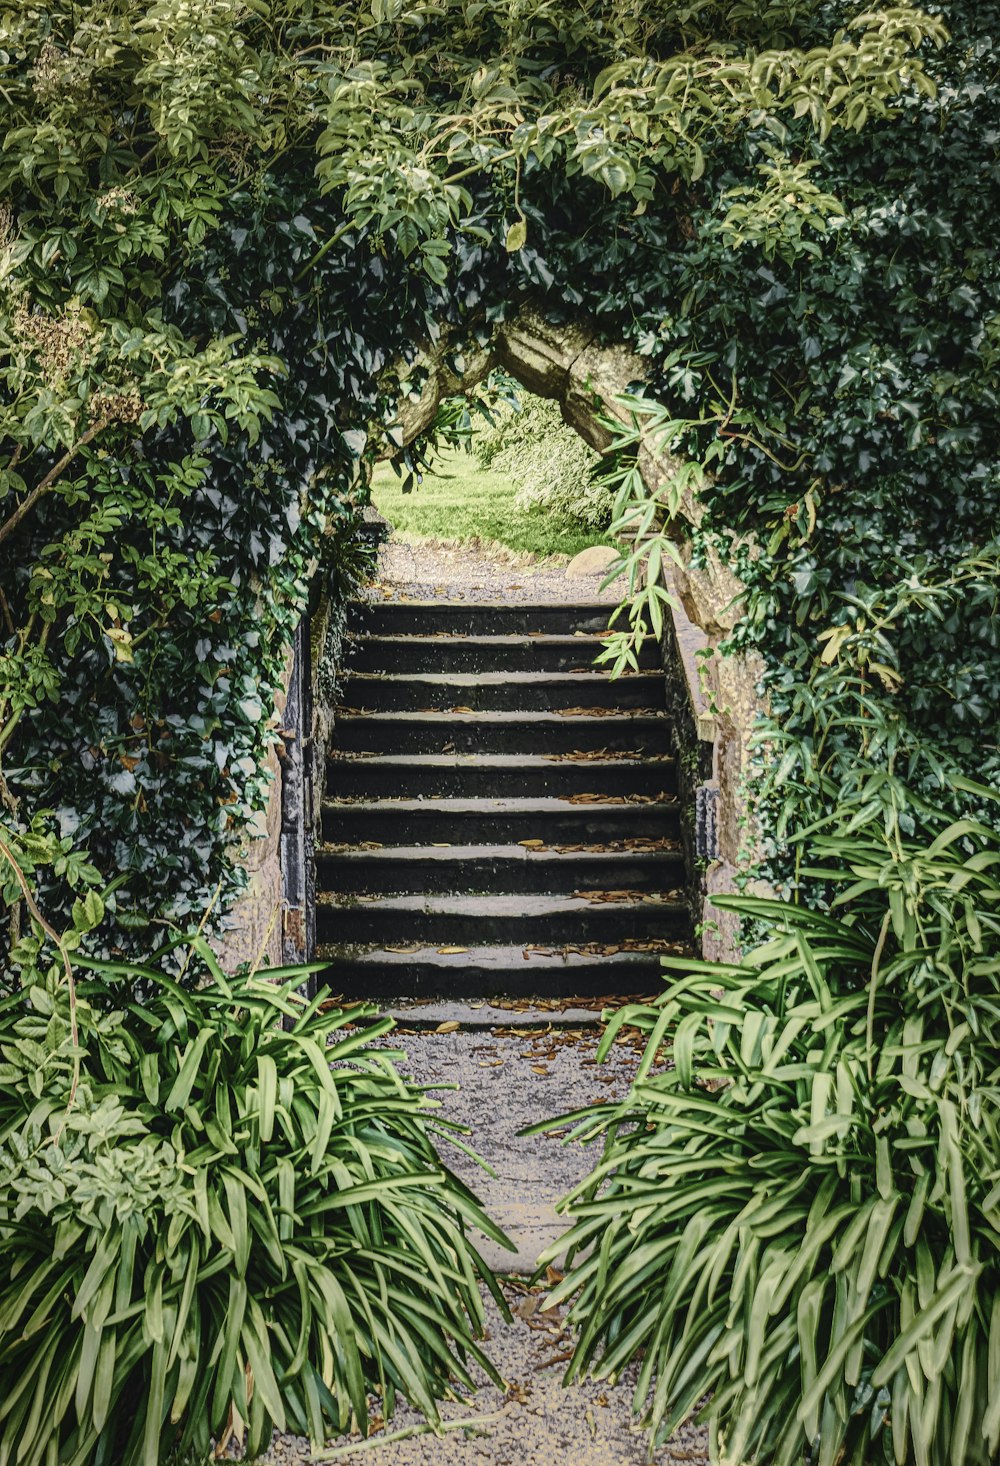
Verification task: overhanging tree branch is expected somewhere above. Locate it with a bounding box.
[0,419,108,549]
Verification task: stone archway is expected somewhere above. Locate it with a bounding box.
[391,301,762,957]
[222,301,762,969]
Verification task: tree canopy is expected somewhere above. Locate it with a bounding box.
[0,1,996,936]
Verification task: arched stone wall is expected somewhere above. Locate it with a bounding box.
[220,301,763,968]
[393,302,764,957]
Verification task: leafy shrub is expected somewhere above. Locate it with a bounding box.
[472,395,610,529]
[541,795,1000,1465]
[747,544,1000,898]
[1,1,993,951]
[0,935,508,1465]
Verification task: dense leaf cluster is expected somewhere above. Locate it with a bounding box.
[591,8,999,875]
[0,937,505,1463]
[0,0,965,941]
[693,15,1000,863]
[544,795,1000,1465]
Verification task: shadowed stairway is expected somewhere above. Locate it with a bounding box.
[317,599,689,998]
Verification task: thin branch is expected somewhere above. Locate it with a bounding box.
[249,899,282,979]
[317,1408,515,1460]
[0,419,108,549]
[176,881,223,983]
[442,146,518,187]
[291,220,357,285]
[0,708,23,761]
[0,587,14,637]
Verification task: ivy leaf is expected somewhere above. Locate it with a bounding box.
[106,628,134,664]
[505,219,527,253]
[342,428,367,458]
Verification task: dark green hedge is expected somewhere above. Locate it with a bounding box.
[0,2,996,941]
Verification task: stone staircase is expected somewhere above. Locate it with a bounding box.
[317,600,688,998]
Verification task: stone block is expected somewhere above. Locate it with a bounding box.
[564,544,621,578]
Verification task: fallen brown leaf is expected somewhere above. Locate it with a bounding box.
[555,705,659,718]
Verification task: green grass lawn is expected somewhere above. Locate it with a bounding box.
[370,448,610,559]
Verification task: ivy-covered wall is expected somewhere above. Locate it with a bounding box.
[1,2,997,960]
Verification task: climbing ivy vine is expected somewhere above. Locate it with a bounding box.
[0,0,993,949]
[595,8,1000,889]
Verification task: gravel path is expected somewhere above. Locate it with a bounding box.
[252,539,709,1465]
[370,535,628,605]
[256,1016,708,1466]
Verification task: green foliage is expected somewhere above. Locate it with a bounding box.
[0,0,959,940]
[717,148,847,265]
[0,6,993,1459]
[751,546,1000,898]
[585,392,703,676]
[310,2,945,261]
[539,793,1000,1465]
[471,393,608,528]
[0,933,508,1465]
[0,164,379,934]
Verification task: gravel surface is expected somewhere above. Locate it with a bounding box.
[370,535,629,605]
[374,1020,643,1272]
[249,542,709,1464]
[254,1018,709,1466]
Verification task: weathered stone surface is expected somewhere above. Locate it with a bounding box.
[389,301,653,464]
[227,302,771,968]
[565,543,620,578]
[214,648,293,972]
[214,754,283,972]
[660,533,774,953]
[494,307,597,411]
[393,339,493,445]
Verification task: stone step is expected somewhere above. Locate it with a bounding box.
[315,843,684,895]
[316,942,684,1001]
[333,710,670,756]
[314,891,687,946]
[323,598,690,999]
[326,752,677,801]
[337,670,664,713]
[344,633,660,675]
[349,600,616,638]
[368,1000,617,1030]
[321,796,680,846]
